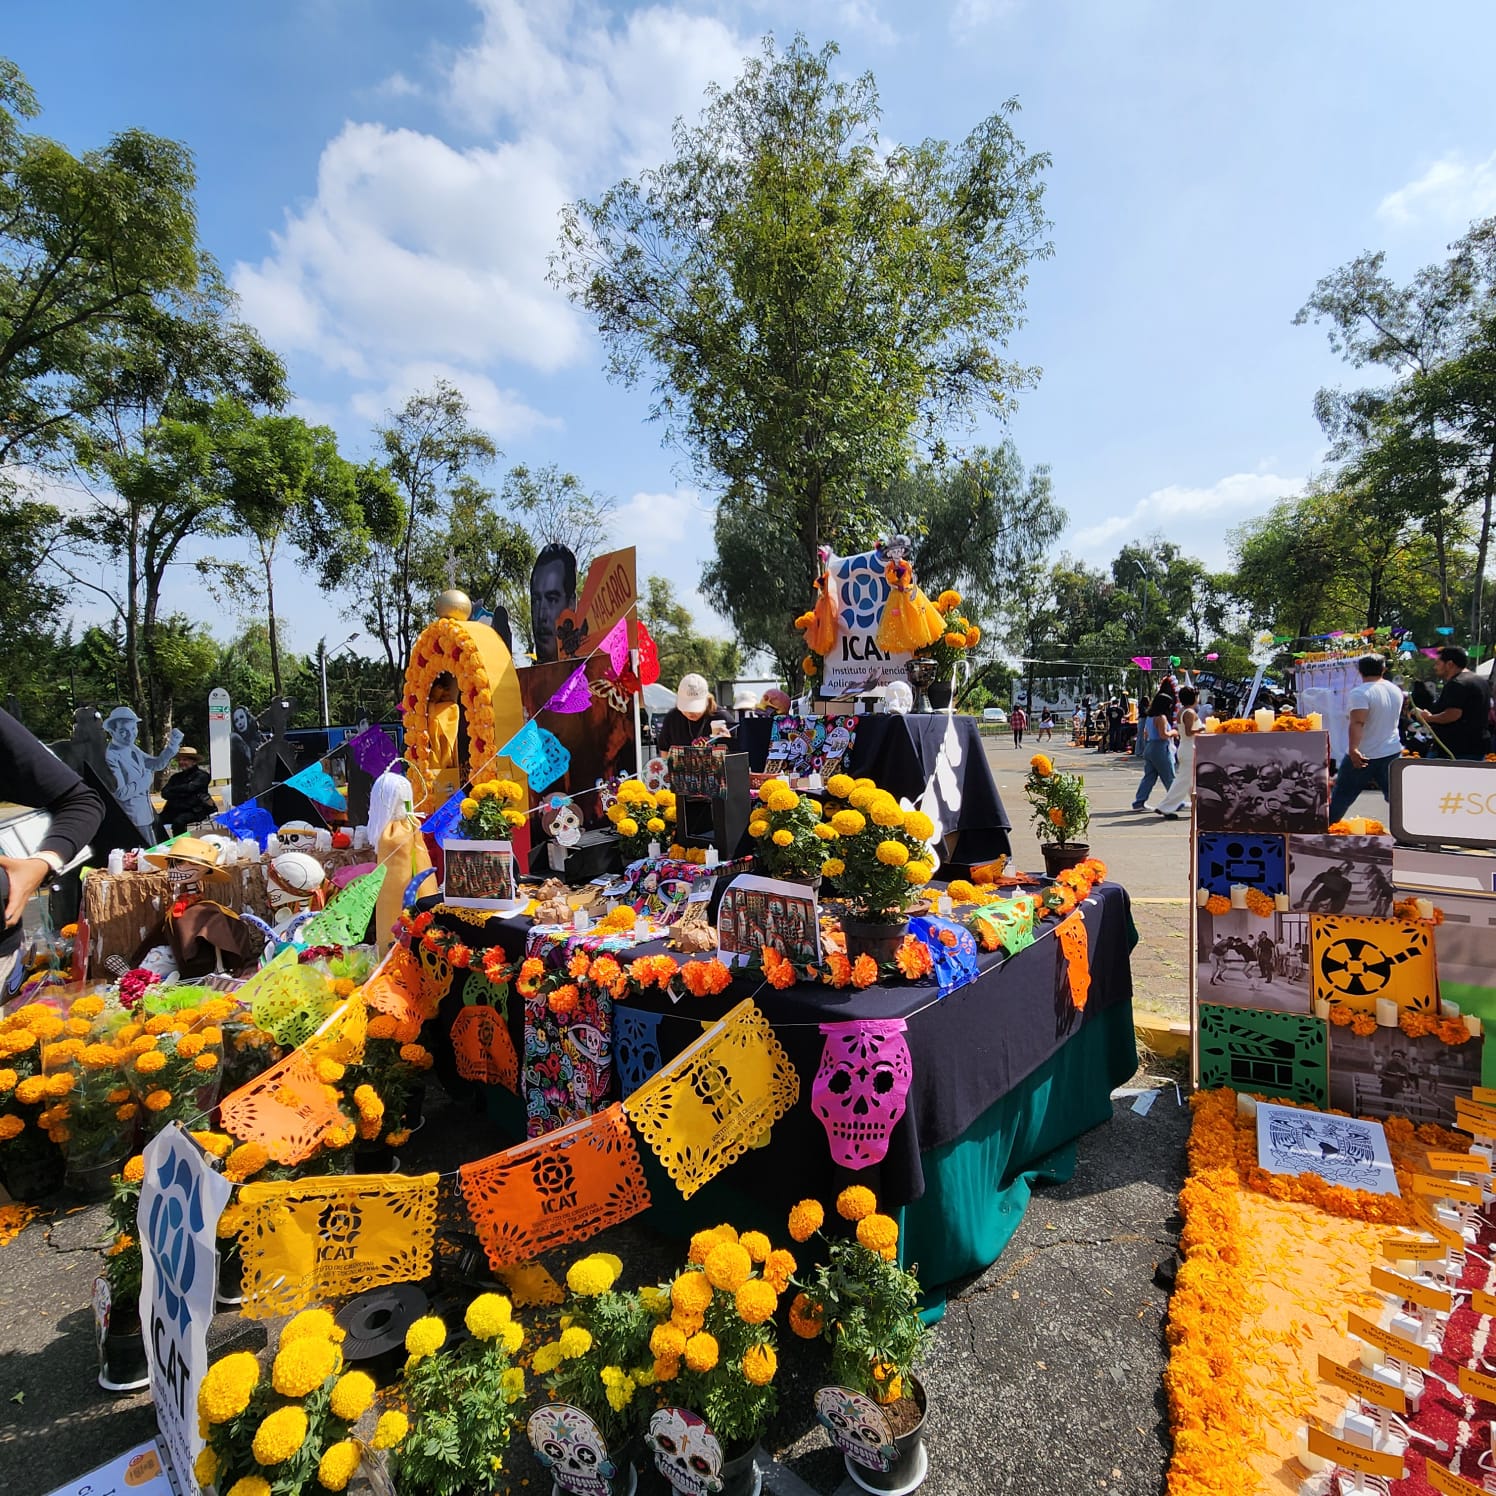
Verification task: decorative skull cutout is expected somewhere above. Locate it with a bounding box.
[266,851,326,929]
[595,778,619,816]
[277,819,320,851]
[614,1008,664,1096]
[542,794,584,849]
[643,755,670,792]
[415,940,454,1003]
[647,1407,724,1496]
[811,1018,913,1168]
[528,1403,618,1496]
[814,1386,899,1472]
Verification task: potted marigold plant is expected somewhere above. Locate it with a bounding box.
[528,1251,654,1495]
[95,1156,149,1392]
[915,591,980,710]
[788,1187,931,1493]
[747,777,826,883]
[818,776,938,964]
[606,778,673,863]
[449,778,527,909]
[1024,753,1091,876]
[643,1223,794,1496]
[0,1000,69,1200]
[389,1296,527,1496]
[196,1306,397,1496]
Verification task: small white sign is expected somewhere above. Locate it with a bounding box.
[207,687,232,783]
[1392,760,1496,849]
[1255,1102,1400,1196]
[43,1440,175,1496]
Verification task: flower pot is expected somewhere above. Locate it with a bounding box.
[65,1152,126,1202]
[93,1277,150,1394]
[217,1242,244,1308]
[841,918,910,967]
[816,1378,928,1496]
[647,1409,761,1496]
[925,682,952,711]
[1041,841,1090,877]
[529,1404,638,1496]
[0,1137,66,1202]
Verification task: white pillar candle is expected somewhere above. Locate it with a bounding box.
[572,908,591,932]
[107,849,126,876]
[1307,712,1323,730]
[633,915,649,943]
[1314,998,1332,1021]
[352,825,369,849]
[1415,898,1435,921]
[705,848,719,867]
[1294,1427,1330,1474]
[1442,999,1461,1019]
[1376,998,1398,1027]
[1466,1013,1484,1037]
[1204,717,1221,733]
[648,841,661,860]
[1230,884,1248,909]
[1274,892,1289,911]
[1196,887,1210,907]
[1236,1094,1258,1121]
[936,893,953,917]
[1254,707,1275,732]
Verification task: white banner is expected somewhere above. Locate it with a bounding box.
[138,1125,231,1496]
[820,549,911,697]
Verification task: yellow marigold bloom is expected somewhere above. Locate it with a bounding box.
[965,626,981,646]
[501,1319,523,1355]
[329,1369,375,1421]
[194,1053,219,1072]
[935,589,962,612]
[198,1350,260,1424]
[766,788,798,813]
[318,1439,362,1492]
[566,1254,619,1296]
[836,1185,877,1221]
[904,861,933,885]
[857,1213,900,1255]
[848,785,876,810]
[943,631,966,649]
[650,1322,687,1359]
[735,1279,778,1324]
[0,1114,24,1140]
[875,840,909,867]
[670,1270,713,1315]
[315,1057,345,1083]
[501,1366,526,1397]
[646,817,666,834]
[272,1335,341,1398]
[47,1072,75,1096]
[738,1229,771,1263]
[133,1050,167,1074]
[460,798,479,819]
[703,1241,752,1292]
[191,1131,233,1158]
[176,1033,205,1058]
[144,1015,174,1035]
[372,1410,409,1450]
[0,1069,16,1092]
[870,797,904,828]
[15,1075,48,1105]
[463,1292,512,1340]
[771,829,794,848]
[404,1316,447,1361]
[69,994,105,1020]
[194,1445,219,1488]
[225,1479,272,1496]
[1029,754,1053,777]
[558,1326,593,1359]
[688,1227,725,1264]
[830,809,866,836]
[826,773,855,799]
[532,1340,565,1374]
[787,1198,824,1242]
[684,1331,719,1372]
[616,817,639,838]
[116,1102,139,1122]
[903,809,935,841]
[747,819,768,838]
[812,822,837,841]
[742,1343,777,1385]
[63,1016,91,1037]
[144,1089,173,1112]
[788,1292,824,1338]
[224,1142,270,1183]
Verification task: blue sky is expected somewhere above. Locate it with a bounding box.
[12,1,1496,659]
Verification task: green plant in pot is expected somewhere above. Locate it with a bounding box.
[1023,752,1091,876]
[818,776,938,964]
[528,1251,654,1495]
[787,1187,931,1494]
[389,1295,527,1496]
[747,776,827,882]
[95,1157,149,1392]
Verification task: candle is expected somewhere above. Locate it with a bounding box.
[1357,1338,1384,1371]
[1467,1013,1484,1037]
[1204,716,1221,733]
[1196,887,1210,908]
[1253,707,1274,732]
[1376,998,1398,1027]
[1307,712,1323,730]
[1442,999,1461,1019]
[1415,898,1435,921]
[1230,884,1248,909]
[705,848,720,868]
[1314,998,1331,1021]
[1274,892,1289,911]
[352,825,368,849]
[1235,1094,1258,1121]
[648,841,661,860]
[936,893,953,917]
[634,915,649,943]
[572,908,591,932]
[1294,1426,1330,1474]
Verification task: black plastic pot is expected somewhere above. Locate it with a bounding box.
[841,1379,927,1495]
[217,1242,244,1307]
[0,1138,66,1202]
[840,918,910,967]
[925,682,953,711]
[98,1324,150,1394]
[1040,841,1090,877]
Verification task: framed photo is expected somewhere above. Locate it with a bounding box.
[1194,731,1329,834]
[716,873,822,968]
[1326,1022,1483,1130]
[1288,835,1395,917]
[443,838,520,911]
[1196,906,1311,1015]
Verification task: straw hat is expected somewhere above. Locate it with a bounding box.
[144,836,223,871]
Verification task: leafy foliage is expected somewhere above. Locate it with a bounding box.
[640,575,742,687]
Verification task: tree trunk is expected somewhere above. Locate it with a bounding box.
[263,538,283,693]
[1470,444,1496,650]
[126,502,144,727]
[1432,509,1453,629]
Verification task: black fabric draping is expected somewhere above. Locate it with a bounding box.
[425,881,1132,1207]
[735,714,1010,864]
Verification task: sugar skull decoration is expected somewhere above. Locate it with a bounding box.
[541,793,584,849]
[643,755,670,792]
[276,819,320,851]
[528,1404,619,1496]
[647,1407,724,1496]
[265,850,326,931]
[811,1017,913,1169]
[813,1386,899,1473]
[614,1007,665,1097]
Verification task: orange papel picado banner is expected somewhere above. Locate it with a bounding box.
[622,998,799,1199]
[218,1048,347,1166]
[1056,912,1091,1011]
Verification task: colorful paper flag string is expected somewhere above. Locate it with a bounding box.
[349,724,400,776]
[214,797,275,850]
[544,666,594,714]
[285,761,347,810]
[599,616,629,673]
[637,621,660,686]
[498,720,571,793]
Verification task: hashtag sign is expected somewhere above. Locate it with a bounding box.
[1440,791,1465,815]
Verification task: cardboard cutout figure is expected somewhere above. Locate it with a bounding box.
[104,706,182,841]
[530,544,578,664]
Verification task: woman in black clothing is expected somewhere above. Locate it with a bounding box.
[654,673,736,755]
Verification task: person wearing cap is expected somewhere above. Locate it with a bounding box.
[655,674,736,754]
[160,746,217,834]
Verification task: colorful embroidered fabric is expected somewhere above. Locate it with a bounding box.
[612,855,754,924]
[232,1171,440,1317]
[459,1104,651,1268]
[298,866,387,948]
[613,1006,666,1097]
[361,946,430,1026]
[623,999,800,1199]
[1056,912,1091,1011]
[906,915,980,998]
[245,950,343,1048]
[524,925,650,964]
[811,1018,912,1169]
[219,1049,349,1165]
[452,1003,519,1090]
[523,982,613,1138]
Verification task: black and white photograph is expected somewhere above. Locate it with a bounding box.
[1288,835,1396,917]
[1327,1022,1484,1129]
[1196,907,1311,1015]
[1193,731,1330,834]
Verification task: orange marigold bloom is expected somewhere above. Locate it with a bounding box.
[446,943,472,970]
[762,949,796,990]
[590,955,626,997]
[548,983,580,1017]
[850,954,879,989]
[568,951,591,980]
[516,958,545,997]
[481,947,512,983]
[822,952,853,989]
[788,1292,824,1338]
[894,936,933,981]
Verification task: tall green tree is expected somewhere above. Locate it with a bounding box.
[640,576,743,688]
[499,463,615,577]
[554,35,1051,667]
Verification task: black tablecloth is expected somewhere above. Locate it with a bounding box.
[426,881,1133,1208]
[735,713,1011,866]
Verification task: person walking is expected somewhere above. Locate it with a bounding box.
[1414,645,1491,760]
[1036,707,1054,741]
[1010,703,1027,748]
[1131,679,1178,811]
[1327,655,1407,822]
[1156,686,1203,819]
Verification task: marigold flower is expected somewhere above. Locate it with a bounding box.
[198,1350,260,1423]
[144,1089,173,1112]
[566,1254,619,1296]
[704,1240,753,1291]
[272,1334,341,1398]
[851,954,879,989]
[857,1212,900,1256]
[789,1292,825,1338]
[404,1316,447,1361]
[548,983,580,1017]
[252,1405,308,1466]
[684,1331,719,1372]
[762,947,797,990]
[831,808,866,836]
[14,1075,47,1106]
[122,1154,146,1183]
[133,1049,167,1075]
[194,1053,219,1072]
[558,1325,593,1359]
[317,1439,362,1492]
[904,860,933,885]
[194,1446,218,1489]
[837,1185,877,1221]
[821,857,846,879]
[875,840,909,867]
[735,1278,778,1324]
[224,1141,269,1183]
[738,1229,771,1263]
[671,1270,714,1315]
[329,1369,375,1421]
[742,1343,777,1385]
[400,1043,434,1070]
[372,1410,409,1450]
[225,1479,271,1496]
[787,1198,824,1242]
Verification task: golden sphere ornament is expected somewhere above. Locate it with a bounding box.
[435,589,472,621]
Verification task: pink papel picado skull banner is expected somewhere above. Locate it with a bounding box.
[811,1017,913,1169]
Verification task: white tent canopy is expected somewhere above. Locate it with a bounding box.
[642,683,676,714]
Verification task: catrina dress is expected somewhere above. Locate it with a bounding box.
[877,559,947,653]
[803,564,841,657]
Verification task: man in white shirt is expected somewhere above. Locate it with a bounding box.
[1326,655,1405,824]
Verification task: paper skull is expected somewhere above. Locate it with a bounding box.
[542,794,584,849]
[528,1403,618,1495]
[277,819,320,850]
[266,851,325,927]
[813,1386,899,1472]
[647,1407,724,1496]
[811,1018,913,1168]
[614,1009,663,1096]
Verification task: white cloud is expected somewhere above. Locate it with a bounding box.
[376,70,421,98]
[612,485,731,633]
[1069,471,1300,567]
[1377,150,1496,229]
[950,0,1019,36]
[348,362,561,442]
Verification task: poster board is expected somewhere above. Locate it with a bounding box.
[1391,759,1496,849]
[821,549,911,697]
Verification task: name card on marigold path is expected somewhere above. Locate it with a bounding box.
[1473,1289,1496,1317]
[1316,1354,1407,1414]
[1411,1173,1483,1205]
[1347,1311,1431,1369]
[1453,1097,1496,1134]
[1426,1150,1493,1174]
[1380,1234,1441,1259]
[1369,1265,1452,1312]
[1410,1209,1467,1253]
[1472,1087,1496,1106]
[1459,1365,1496,1402]
[1427,1459,1490,1496]
[1305,1428,1405,1480]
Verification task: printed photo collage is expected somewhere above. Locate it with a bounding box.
[1191,732,1485,1125]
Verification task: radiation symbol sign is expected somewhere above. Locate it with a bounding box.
[1309,914,1437,1015]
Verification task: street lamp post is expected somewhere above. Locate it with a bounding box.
[1130,558,1153,757]
[318,634,361,729]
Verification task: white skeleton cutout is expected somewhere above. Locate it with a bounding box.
[277,820,320,851]
[813,1386,899,1472]
[528,1404,619,1496]
[647,1407,724,1495]
[265,850,326,930]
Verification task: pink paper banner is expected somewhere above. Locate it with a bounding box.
[1130,656,1152,670]
[545,666,593,714]
[600,617,629,673]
